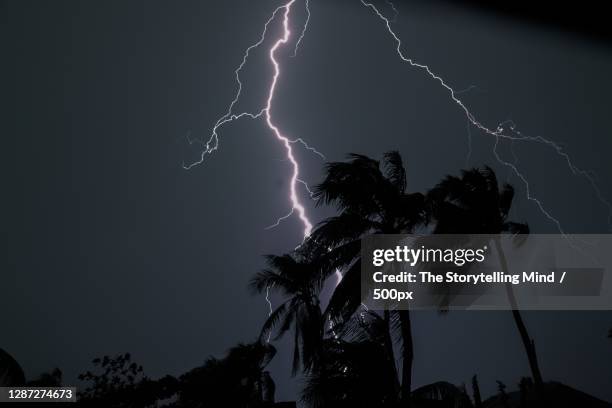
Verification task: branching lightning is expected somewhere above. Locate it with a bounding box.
[186,0,612,341]
[184,0,323,239]
[183,0,326,338]
[361,0,612,234]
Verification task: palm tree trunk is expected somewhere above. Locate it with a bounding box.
[494,237,544,389]
[383,310,401,399]
[472,375,483,408]
[398,310,413,407]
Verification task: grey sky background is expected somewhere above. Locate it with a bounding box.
[2,0,612,403]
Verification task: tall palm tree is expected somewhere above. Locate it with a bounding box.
[427,166,544,389]
[302,311,401,408]
[304,310,477,408]
[304,152,427,405]
[250,253,325,375]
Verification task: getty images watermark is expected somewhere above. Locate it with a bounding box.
[361,234,611,310]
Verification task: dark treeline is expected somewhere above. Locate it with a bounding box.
[1,152,610,408]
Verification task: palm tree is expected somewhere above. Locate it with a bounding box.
[302,311,401,408]
[250,253,325,375]
[427,166,544,389]
[304,311,475,408]
[304,152,427,405]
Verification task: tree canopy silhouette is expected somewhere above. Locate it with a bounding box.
[250,253,324,375]
[300,152,428,406]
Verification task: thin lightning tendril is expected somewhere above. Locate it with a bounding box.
[293,0,311,57]
[182,4,281,165]
[464,118,473,166]
[385,0,399,23]
[265,285,274,342]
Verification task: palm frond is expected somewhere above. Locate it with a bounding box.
[249,269,295,295]
[313,155,385,215]
[273,299,299,341]
[325,260,362,323]
[292,322,301,376]
[308,213,381,249]
[383,150,407,194]
[259,302,288,342]
[264,254,301,276]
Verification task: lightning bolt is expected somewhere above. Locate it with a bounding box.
[183,0,327,340]
[265,0,314,238]
[185,0,611,343]
[184,0,320,238]
[361,0,612,234]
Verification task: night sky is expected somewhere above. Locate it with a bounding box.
[2,0,612,403]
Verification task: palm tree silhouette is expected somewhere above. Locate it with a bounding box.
[427,166,544,389]
[250,253,325,375]
[305,152,427,405]
[302,311,401,408]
